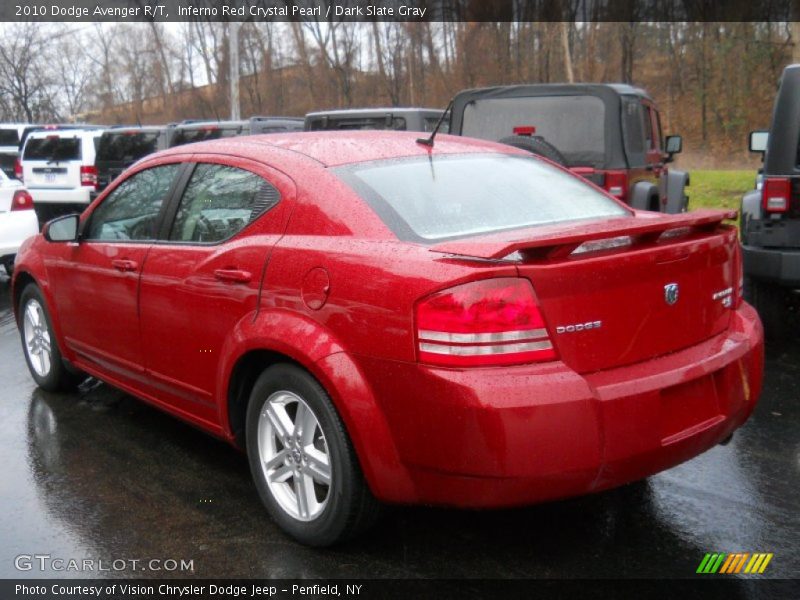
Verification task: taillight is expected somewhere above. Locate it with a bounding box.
[512,125,536,136]
[80,165,98,189]
[604,170,628,200]
[762,177,790,213]
[14,158,22,182]
[11,189,33,211]
[415,278,556,367]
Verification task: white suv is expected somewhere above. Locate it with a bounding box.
[19,127,105,219]
[0,169,38,276]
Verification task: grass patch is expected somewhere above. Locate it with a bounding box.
[688,170,756,211]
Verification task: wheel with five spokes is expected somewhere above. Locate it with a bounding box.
[246,363,380,546]
[18,284,83,392]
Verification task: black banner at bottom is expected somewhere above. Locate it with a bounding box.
[2,579,799,600]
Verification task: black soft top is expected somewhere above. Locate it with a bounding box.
[450,83,652,170]
[765,65,800,176]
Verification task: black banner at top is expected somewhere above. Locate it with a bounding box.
[1,0,799,23]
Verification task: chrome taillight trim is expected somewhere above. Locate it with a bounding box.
[419,340,553,356]
[418,328,549,344]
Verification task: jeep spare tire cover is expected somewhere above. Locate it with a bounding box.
[497,135,568,166]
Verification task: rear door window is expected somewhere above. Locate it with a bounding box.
[643,106,654,150]
[168,164,279,243]
[23,137,81,161]
[652,109,664,152]
[621,96,647,167]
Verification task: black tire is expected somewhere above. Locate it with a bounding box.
[744,277,789,341]
[245,363,381,546]
[18,284,84,392]
[497,135,568,166]
[1,256,14,277]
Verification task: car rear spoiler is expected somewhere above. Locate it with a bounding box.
[429,209,737,260]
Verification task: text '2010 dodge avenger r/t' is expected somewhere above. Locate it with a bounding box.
[11,132,764,546]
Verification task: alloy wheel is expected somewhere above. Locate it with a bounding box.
[23,299,52,377]
[257,390,332,521]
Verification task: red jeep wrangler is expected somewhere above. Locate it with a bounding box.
[449,83,688,213]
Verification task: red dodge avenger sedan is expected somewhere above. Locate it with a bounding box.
[13,132,763,545]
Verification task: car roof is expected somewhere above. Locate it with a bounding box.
[250,116,304,122]
[173,120,248,131]
[154,130,525,168]
[306,108,443,118]
[27,127,106,138]
[104,125,168,133]
[0,123,34,130]
[455,83,652,101]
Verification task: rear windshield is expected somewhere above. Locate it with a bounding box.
[170,126,243,147]
[97,131,160,162]
[461,96,606,168]
[308,116,408,131]
[23,136,82,161]
[337,153,629,242]
[0,129,20,146]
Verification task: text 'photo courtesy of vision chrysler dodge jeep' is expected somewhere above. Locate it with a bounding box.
[741,64,800,338]
[12,132,763,546]
[448,83,689,214]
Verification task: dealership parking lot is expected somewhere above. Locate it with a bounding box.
[0,271,797,580]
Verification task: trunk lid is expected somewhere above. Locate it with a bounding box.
[431,210,739,373]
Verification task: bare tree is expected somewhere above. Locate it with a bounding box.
[49,27,93,119]
[0,23,56,121]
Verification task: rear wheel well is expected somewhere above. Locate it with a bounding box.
[227,350,305,449]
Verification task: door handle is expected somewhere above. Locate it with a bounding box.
[111,259,138,272]
[214,268,252,283]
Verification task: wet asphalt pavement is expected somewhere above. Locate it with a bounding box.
[0,270,798,583]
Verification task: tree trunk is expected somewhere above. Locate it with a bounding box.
[561,22,574,83]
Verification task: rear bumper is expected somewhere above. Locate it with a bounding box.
[742,243,800,288]
[27,187,92,205]
[358,303,764,507]
[0,210,39,257]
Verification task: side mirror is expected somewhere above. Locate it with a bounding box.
[749,130,769,153]
[665,135,683,155]
[43,214,80,243]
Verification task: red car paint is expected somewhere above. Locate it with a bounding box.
[12,132,763,507]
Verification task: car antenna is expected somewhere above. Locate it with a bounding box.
[416,99,453,147]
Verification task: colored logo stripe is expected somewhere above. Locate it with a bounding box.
[698,553,773,574]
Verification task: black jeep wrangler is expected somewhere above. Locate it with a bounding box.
[741,64,800,337]
[449,83,688,213]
